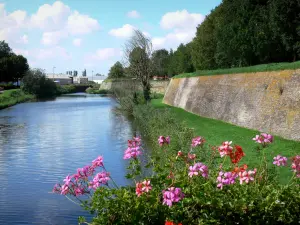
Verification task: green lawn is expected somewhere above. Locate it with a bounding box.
[0,89,34,109]
[174,61,300,78]
[151,98,300,183]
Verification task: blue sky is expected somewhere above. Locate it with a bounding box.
[0,0,221,76]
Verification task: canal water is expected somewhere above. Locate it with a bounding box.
[0,93,138,224]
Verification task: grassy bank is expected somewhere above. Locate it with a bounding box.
[174,60,300,78]
[85,87,111,94]
[0,89,35,109]
[145,98,300,182]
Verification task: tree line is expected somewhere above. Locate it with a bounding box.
[0,41,29,83]
[108,0,299,79]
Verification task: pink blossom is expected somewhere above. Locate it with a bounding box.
[123,146,142,159]
[291,155,300,178]
[216,171,238,189]
[162,187,184,207]
[158,136,170,146]
[177,151,183,157]
[74,186,85,196]
[239,169,257,184]
[63,175,72,185]
[128,136,142,148]
[135,180,152,197]
[92,156,104,168]
[142,180,152,193]
[191,136,205,147]
[89,172,110,190]
[188,162,208,178]
[273,155,288,166]
[61,184,69,195]
[218,141,233,157]
[188,153,196,160]
[52,183,61,193]
[253,133,273,147]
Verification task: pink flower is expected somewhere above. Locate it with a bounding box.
[92,156,104,168]
[253,133,273,147]
[52,183,61,193]
[177,151,183,157]
[188,162,208,178]
[291,155,300,178]
[89,172,110,190]
[216,171,237,189]
[162,187,184,207]
[158,136,170,146]
[63,175,72,185]
[123,146,142,159]
[218,141,233,157]
[61,184,69,195]
[135,179,152,197]
[191,136,205,147]
[142,180,152,193]
[239,169,257,184]
[74,186,85,196]
[273,155,288,166]
[188,153,196,160]
[128,136,142,148]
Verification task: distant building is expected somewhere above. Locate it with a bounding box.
[46,74,73,85]
[73,76,88,84]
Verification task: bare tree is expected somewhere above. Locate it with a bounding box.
[123,30,153,102]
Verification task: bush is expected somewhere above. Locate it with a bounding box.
[21,69,57,98]
[85,87,111,94]
[53,104,300,225]
[57,84,76,94]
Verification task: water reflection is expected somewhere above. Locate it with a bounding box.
[0,93,140,224]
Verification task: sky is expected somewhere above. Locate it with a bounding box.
[0,0,221,76]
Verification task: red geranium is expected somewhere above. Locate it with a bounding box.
[229,145,245,164]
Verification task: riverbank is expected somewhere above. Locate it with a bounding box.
[145,98,300,182]
[0,89,35,110]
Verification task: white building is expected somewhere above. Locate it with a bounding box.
[46,74,73,85]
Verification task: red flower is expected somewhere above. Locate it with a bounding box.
[233,164,248,174]
[229,145,245,164]
[165,221,182,225]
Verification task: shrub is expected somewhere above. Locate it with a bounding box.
[57,84,76,94]
[21,69,57,98]
[85,87,111,94]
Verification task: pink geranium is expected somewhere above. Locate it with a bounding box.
[158,136,170,146]
[135,179,152,197]
[218,141,233,157]
[162,187,184,207]
[188,162,208,178]
[92,156,104,168]
[253,133,273,147]
[239,169,257,184]
[123,146,142,159]
[216,171,238,189]
[291,155,300,178]
[89,172,110,190]
[191,136,205,147]
[273,155,288,167]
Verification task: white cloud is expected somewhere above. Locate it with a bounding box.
[73,38,82,47]
[67,11,100,35]
[87,48,122,61]
[41,30,68,45]
[160,9,205,30]
[152,10,205,50]
[34,46,71,60]
[109,24,136,38]
[127,10,140,18]
[13,48,29,56]
[16,34,28,44]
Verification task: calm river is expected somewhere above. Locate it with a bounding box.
[0,93,138,224]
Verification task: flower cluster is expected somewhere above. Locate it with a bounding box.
[291,155,300,177]
[135,180,152,197]
[217,171,238,189]
[229,145,245,164]
[191,136,205,147]
[253,133,273,147]
[239,168,257,184]
[158,136,170,146]
[124,137,142,159]
[53,155,110,196]
[273,155,288,167]
[89,172,110,190]
[162,187,184,207]
[188,162,208,178]
[165,221,182,225]
[218,141,233,157]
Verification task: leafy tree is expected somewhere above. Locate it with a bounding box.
[172,43,195,74]
[108,61,125,78]
[151,49,169,76]
[21,69,57,98]
[0,41,12,59]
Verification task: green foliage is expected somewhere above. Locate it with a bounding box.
[0,41,29,83]
[151,49,170,76]
[174,60,300,78]
[0,89,34,109]
[108,61,125,79]
[21,69,57,98]
[85,87,111,94]
[56,84,76,94]
[191,0,300,70]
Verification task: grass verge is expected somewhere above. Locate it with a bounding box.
[174,60,300,78]
[150,98,300,183]
[0,89,35,110]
